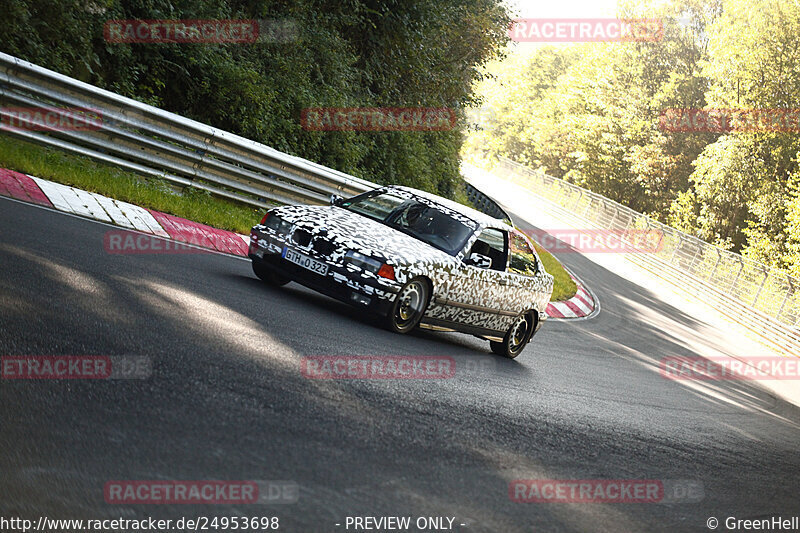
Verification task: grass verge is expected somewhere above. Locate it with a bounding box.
[0,133,578,301]
[532,242,578,302]
[0,134,262,234]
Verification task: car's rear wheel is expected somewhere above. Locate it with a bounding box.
[490,312,535,358]
[385,278,429,334]
[252,261,290,286]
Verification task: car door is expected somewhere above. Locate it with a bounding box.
[439,227,518,332]
[505,229,547,313]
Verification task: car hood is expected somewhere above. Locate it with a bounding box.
[271,205,459,265]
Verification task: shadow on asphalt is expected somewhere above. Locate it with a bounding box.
[2,197,800,531]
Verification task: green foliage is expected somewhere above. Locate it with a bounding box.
[465,3,716,217]
[0,135,262,234]
[682,135,764,249]
[695,0,800,269]
[0,0,582,298]
[0,0,511,199]
[530,242,577,302]
[783,168,800,277]
[464,0,800,273]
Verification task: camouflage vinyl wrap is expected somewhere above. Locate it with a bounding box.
[250,186,554,335]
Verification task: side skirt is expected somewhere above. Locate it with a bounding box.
[420,317,505,342]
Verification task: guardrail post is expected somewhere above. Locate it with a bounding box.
[777,274,793,320]
[572,190,583,210]
[709,249,722,280]
[621,213,633,232]
[729,260,744,292]
[752,268,769,307]
[687,246,701,273]
[582,196,593,217]
[653,225,666,254]
[669,235,682,263]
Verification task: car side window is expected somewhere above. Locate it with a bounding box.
[469,228,507,271]
[509,230,539,276]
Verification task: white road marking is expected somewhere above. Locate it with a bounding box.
[549,302,576,317]
[569,295,593,315]
[30,177,72,212]
[0,194,248,261]
[93,194,136,229]
[115,202,170,237]
[71,187,113,222]
[30,176,169,237]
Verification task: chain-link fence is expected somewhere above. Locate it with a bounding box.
[488,157,800,356]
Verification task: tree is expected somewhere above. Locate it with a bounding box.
[0,0,512,200]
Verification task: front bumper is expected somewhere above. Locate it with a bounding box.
[248,227,400,316]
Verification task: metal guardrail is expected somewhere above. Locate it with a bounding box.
[0,52,378,209]
[3,51,793,353]
[0,52,509,222]
[490,157,800,357]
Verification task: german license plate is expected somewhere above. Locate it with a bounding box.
[282,247,329,276]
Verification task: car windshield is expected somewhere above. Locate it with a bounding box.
[341,190,475,255]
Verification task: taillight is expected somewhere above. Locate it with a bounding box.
[377,264,395,280]
[260,211,270,225]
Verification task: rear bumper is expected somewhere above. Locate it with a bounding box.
[248,230,399,317]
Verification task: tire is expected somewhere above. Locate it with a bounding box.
[490,312,535,359]
[384,278,430,334]
[252,261,290,286]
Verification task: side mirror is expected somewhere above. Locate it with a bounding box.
[330,194,344,206]
[464,252,492,269]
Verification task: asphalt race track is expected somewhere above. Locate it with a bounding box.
[1,196,799,532]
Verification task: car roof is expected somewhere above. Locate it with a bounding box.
[385,185,512,231]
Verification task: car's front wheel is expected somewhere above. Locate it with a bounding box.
[385,278,429,334]
[490,312,535,358]
[252,261,290,286]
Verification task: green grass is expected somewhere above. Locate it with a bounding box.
[532,241,578,301]
[0,134,263,234]
[0,133,577,301]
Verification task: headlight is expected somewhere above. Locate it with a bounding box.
[263,213,293,235]
[344,250,383,273]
